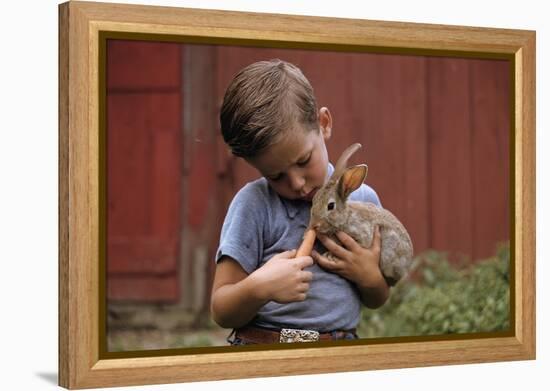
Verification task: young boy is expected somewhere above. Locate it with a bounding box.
[211,59,389,345]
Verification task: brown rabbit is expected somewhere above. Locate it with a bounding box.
[309,143,413,285]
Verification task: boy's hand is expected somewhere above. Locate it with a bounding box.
[312,227,384,289]
[250,249,314,304]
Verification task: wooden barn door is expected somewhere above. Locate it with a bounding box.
[106,40,182,302]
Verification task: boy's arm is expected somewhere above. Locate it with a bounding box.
[354,270,390,309]
[211,252,314,329]
[210,257,269,329]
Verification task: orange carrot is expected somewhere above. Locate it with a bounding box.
[296,229,316,257]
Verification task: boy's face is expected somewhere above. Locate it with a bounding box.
[246,111,332,202]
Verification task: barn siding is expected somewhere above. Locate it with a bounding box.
[213,47,510,264]
[106,40,182,302]
[106,41,511,305]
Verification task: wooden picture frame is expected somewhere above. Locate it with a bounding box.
[59,1,536,389]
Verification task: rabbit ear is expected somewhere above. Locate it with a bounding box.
[337,164,368,200]
[333,143,362,178]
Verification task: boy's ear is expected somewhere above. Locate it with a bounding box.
[337,165,368,200]
[319,107,332,139]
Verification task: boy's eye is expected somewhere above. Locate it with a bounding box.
[266,152,311,181]
[297,154,311,166]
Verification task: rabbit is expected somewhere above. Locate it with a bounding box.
[309,143,413,286]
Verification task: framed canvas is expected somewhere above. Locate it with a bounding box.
[58,0,535,389]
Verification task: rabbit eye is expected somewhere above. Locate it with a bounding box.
[327,201,335,211]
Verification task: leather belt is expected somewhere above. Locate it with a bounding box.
[234,325,357,344]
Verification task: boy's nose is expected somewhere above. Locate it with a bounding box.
[288,173,305,192]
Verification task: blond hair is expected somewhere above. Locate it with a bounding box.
[220,59,318,158]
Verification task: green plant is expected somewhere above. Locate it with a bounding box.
[358,243,510,338]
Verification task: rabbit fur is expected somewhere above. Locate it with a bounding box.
[309,143,413,285]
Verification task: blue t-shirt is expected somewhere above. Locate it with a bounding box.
[215,163,382,332]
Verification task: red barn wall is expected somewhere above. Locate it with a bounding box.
[106,40,182,302]
[106,41,510,304]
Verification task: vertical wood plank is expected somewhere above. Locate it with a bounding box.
[298,50,356,157]
[428,57,473,262]
[107,93,180,276]
[470,59,511,260]
[107,94,152,241]
[181,44,220,313]
[106,40,182,300]
[150,96,182,242]
[400,56,430,254]
[346,53,429,254]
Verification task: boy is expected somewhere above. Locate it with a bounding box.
[211,59,389,345]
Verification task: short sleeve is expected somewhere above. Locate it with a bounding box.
[215,183,268,274]
[349,183,383,208]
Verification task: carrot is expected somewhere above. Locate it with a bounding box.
[296,228,316,257]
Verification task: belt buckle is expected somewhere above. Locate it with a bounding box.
[279,328,320,343]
